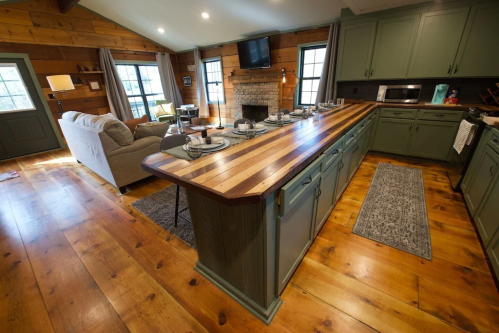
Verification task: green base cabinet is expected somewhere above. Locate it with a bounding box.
[474,172,499,247]
[336,22,377,81]
[372,118,413,155]
[464,145,499,215]
[408,120,459,161]
[407,8,469,78]
[314,157,341,238]
[336,140,356,202]
[452,3,499,78]
[486,229,499,279]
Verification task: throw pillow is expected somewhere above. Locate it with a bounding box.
[161,103,175,114]
[123,115,148,133]
[61,111,82,122]
[102,119,134,146]
[75,113,115,128]
[135,122,169,139]
[150,105,167,118]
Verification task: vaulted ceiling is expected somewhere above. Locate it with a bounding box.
[78,0,430,52]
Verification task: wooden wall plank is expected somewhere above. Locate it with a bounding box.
[0,8,34,26]
[29,11,96,32]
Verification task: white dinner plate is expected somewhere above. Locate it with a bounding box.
[182,138,230,153]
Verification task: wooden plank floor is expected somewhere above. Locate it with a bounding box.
[1,149,498,332]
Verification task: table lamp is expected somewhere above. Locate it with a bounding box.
[46,75,75,114]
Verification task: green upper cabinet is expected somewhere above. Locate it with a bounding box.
[407,7,470,78]
[369,15,420,80]
[408,120,459,161]
[336,21,377,81]
[452,3,499,77]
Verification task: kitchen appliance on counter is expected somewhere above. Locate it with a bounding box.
[448,112,486,191]
[376,85,422,103]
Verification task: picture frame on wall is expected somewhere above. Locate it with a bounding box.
[183,76,192,87]
[88,81,102,92]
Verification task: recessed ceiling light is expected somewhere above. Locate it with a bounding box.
[158,28,165,33]
[202,12,210,19]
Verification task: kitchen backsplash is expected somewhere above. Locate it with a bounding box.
[336,78,498,104]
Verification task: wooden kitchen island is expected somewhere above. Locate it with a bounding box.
[141,102,496,324]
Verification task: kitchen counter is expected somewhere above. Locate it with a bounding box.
[141,102,496,206]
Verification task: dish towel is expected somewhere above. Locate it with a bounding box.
[453,119,476,154]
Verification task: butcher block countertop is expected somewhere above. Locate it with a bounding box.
[141,102,497,206]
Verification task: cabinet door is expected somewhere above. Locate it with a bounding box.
[452,3,499,77]
[475,175,499,247]
[464,145,499,215]
[278,182,318,293]
[407,8,470,78]
[370,15,420,79]
[461,128,493,193]
[314,158,341,238]
[336,22,377,81]
[372,118,414,155]
[408,120,459,161]
[336,141,356,202]
[349,130,368,181]
[486,228,499,278]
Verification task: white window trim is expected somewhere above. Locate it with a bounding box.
[295,41,327,108]
[0,63,36,113]
[202,56,225,105]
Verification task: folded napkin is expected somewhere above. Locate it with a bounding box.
[255,123,265,129]
[210,137,225,144]
[453,119,476,154]
[191,126,205,131]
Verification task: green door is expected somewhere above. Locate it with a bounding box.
[336,141,356,202]
[464,145,499,215]
[369,15,420,80]
[407,8,470,78]
[452,3,499,78]
[336,22,377,81]
[475,174,499,247]
[315,157,341,238]
[408,120,459,161]
[0,58,60,160]
[372,118,414,155]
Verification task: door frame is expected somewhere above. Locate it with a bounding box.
[0,53,66,149]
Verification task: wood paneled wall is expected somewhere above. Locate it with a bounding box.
[175,27,330,124]
[0,0,171,136]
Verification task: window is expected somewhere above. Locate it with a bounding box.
[298,45,326,106]
[203,59,224,103]
[0,64,35,112]
[116,64,164,120]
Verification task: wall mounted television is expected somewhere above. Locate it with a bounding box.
[237,37,271,70]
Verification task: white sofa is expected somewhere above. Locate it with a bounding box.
[59,112,163,193]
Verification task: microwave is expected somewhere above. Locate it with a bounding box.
[377,85,422,104]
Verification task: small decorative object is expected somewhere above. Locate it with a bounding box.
[77,65,85,73]
[187,65,196,72]
[431,84,449,105]
[201,129,208,138]
[205,137,212,144]
[185,137,203,159]
[245,120,257,139]
[183,76,192,87]
[95,65,102,71]
[313,111,320,123]
[88,80,102,92]
[276,112,284,127]
[84,66,90,71]
[444,88,459,105]
[302,108,310,119]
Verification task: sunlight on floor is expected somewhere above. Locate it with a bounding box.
[35,157,77,165]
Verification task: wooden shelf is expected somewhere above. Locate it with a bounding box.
[480,82,499,106]
[78,71,103,74]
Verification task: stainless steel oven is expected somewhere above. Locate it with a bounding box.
[377,85,422,104]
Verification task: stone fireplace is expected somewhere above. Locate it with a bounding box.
[233,81,281,120]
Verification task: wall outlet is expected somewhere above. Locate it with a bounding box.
[48,93,55,100]
[353,88,358,94]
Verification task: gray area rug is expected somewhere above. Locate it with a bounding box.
[131,185,195,248]
[352,163,432,260]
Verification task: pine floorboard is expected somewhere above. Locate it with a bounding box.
[0,149,498,332]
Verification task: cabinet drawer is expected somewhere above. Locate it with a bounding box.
[365,109,379,125]
[357,118,369,134]
[280,155,323,216]
[344,126,358,147]
[418,109,463,122]
[490,129,499,154]
[323,137,344,171]
[380,108,417,119]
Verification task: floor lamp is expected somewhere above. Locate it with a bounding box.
[215,81,224,129]
[46,75,75,114]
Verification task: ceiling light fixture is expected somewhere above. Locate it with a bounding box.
[202,12,210,19]
[158,28,165,33]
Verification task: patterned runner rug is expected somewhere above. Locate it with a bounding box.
[352,163,432,260]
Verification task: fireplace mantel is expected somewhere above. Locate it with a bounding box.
[228,69,284,84]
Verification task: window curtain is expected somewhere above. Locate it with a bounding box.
[316,22,340,105]
[194,48,209,118]
[156,52,183,108]
[99,48,134,121]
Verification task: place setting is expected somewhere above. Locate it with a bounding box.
[162,134,243,161]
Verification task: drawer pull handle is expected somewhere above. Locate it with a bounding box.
[409,125,412,132]
[490,165,495,176]
[364,70,368,77]
[339,161,344,170]
[435,114,445,117]
[493,139,498,143]
[447,65,452,74]
[393,112,403,115]
[454,65,459,74]
[302,176,312,186]
[416,124,420,132]
[332,149,339,155]
[317,189,322,199]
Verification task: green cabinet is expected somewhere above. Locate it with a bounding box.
[475,172,499,247]
[408,120,459,161]
[336,140,356,202]
[372,118,413,155]
[464,145,499,215]
[336,22,377,81]
[486,227,499,279]
[461,128,493,193]
[314,156,341,238]
[407,8,470,78]
[370,15,420,80]
[452,3,499,78]
[349,129,369,180]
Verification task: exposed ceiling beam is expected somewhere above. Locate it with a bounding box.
[57,0,80,14]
